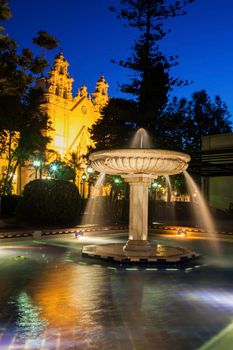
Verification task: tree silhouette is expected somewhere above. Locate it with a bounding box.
[0,1,59,194]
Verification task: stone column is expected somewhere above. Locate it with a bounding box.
[122,174,157,255]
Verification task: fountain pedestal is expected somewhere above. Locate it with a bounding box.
[123,174,156,256]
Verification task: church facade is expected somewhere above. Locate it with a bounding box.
[18,52,109,194]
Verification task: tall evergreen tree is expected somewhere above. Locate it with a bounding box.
[110,0,193,131]
[90,0,194,150]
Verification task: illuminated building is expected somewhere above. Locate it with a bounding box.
[14,52,109,194]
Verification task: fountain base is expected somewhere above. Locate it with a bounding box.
[123,239,153,257]
[82,243,200,267]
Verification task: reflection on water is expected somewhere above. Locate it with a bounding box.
[0,236,233,349]
[9,291,47,339]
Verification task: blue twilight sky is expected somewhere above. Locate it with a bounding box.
[4,0,233,122]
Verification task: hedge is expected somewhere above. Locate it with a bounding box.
[18,179,81,226]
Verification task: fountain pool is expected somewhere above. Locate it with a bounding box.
[0,233,233,350]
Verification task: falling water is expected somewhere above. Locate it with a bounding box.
[165,175,173,203]
[95,172,106,188]
[165,175,176,224]
[130,128,151,149]
[81,173,106,225]
[183,170,220,253]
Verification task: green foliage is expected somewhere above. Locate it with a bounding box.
[82,196,129,225]
[164,90,232,151]
[169,173,186,194]
[0,0,11,22]
[47,161,75,181]
[89,97,137,150]
[0,1,59,194]
[187,90,232,150]
[91,1,195,151]
[32,31,59,50]
[103,197,129,224]
[63,152,83,183]
[105,175,128,199]
[110,0,193,127]
[0,194,21,218]
[18,179,81,226]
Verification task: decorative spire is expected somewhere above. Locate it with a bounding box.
[80,85,88,97]
[46,53,74,100]
[92,75,109,111]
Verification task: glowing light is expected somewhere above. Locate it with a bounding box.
[54,135,64,148]
[15,292,47,338]
[78,236,86,241]
[87,166,93,174]
[180,290,233,310]
[42,176,52,180]
[177,228,187,237]
[51,164,58,172]
[33,160,41,167]
[81,172,87,181]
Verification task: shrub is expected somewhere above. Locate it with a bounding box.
[0,195,21,218]
[18,179,81,226]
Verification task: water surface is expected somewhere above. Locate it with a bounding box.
[0,233,233,349]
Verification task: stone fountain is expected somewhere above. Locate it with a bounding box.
[82,148,199,265]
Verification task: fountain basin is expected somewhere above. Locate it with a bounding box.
[89,149,190,176]
[82,243,199,266]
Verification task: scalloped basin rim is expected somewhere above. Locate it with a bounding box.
[90,149,191,162]
[89,148,190,176]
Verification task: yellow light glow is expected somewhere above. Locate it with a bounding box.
[54,135,64,148]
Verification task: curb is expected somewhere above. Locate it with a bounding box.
[150,225,233,236]
[0,226,128,240]
[0,224,232,240]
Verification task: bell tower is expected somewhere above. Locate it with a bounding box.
[47,52,74,101]
[92,75,109,111]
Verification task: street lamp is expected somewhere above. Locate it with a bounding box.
[51,164,58,172]
[151,181,158,201]
[33,159,41,179]
[81,172,87,198]
[87,165,93,174]
[87,166,93,197]
[151,182,158,189]
[50,163,58,178]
